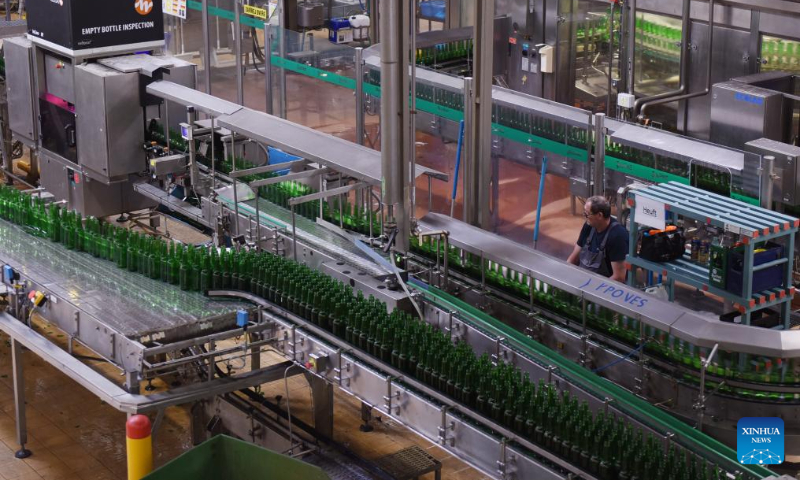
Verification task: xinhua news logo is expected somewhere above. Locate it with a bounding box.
[738,417,784,465]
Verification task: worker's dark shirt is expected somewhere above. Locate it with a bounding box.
[576,219,629,277]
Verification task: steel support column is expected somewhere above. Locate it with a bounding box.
[380,0,412,253]
[462,77,474,223]
[264,23,274,115]
[234,0,244,106]
[202,0,212,94]
[464,0,494,229]
[626,0,636,96]
[278,1,288,119]
[593,113,606,197]
[369,0,379,43]
[1,93,12,185]
[355,47,365,146]
[11,339,31,458]
[445,0,461,29]
[305,372,334,440]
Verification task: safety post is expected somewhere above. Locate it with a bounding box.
[126,415,153,480]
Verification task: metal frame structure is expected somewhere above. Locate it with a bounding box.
[626,181,798,326]
[413,212,800,460]
[419,212,800,357]
[0,197,781,480]
[203,282,771,480]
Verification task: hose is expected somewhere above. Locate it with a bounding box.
[251,28,265,73]
[592,342,647,373]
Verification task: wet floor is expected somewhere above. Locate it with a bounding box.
[0,323,193,480]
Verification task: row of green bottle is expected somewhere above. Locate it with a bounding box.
[493,104,591,148]
[416,40,473,67]
[635,17,682,58]
[604,140,689,179]
[576,7,620,45]
[0,185,760,478]
[603,141,743,194]
[416,83,464,111]
[409,235,800,396]
[367,69,465,112]
[692,164,730,196]
[761,38,800,73]
[147,120,189,152]
[259,179,380,235]
[227,244,737,480]
[606,139,656,169]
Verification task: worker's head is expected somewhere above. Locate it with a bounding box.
[584,196,611,229]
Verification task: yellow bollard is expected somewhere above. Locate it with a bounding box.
[126,415,153,480]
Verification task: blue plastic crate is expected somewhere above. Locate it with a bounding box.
[419,1,445,21]
[726,243,784,297]
[267,147,302,175]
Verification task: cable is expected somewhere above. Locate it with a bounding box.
[592,342,647,373]
[251,27,266,74]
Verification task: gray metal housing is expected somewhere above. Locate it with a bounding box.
[710,81,785,150]
[75,63,145,183]
[4,36,38,146]
[746,138,800,205]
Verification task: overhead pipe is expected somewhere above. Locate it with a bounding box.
[632,0,690,116]
[638,0,716,123]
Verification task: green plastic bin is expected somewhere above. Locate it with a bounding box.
[143,435,330,480]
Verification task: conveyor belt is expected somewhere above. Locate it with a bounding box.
[134,183,211,227]
[217,192,391,277]
[0,219,243,338]
[417,212,800,357]
[411,281,775,480]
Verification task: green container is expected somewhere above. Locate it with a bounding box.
[709,243,728,289]
[143,435,330,480]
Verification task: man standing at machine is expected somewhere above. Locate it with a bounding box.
[567,196,629,282]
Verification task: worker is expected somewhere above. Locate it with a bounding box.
[567,196,628,282]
